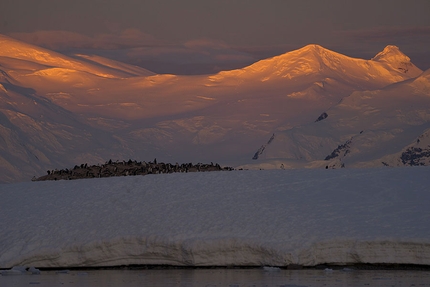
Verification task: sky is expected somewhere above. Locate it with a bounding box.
[1,0,430,74]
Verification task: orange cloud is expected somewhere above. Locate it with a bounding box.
[9,29,161,50]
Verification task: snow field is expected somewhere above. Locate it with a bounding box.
[0,167,429,268]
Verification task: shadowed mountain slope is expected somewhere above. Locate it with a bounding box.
[248,68,430,169]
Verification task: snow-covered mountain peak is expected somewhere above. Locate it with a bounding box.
[371,45,412,66]
[0,34,83,68]
[0,34,152,79]
[213,44,348,81]
[372,45,406,62]
[294,44,325,53]
[370,45,422,76]
[212,44,421,87]
[268,44,344,64]
[298,44,338,55]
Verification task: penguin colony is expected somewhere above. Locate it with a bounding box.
[33,159,234,181]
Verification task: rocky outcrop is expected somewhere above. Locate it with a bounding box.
[400,147,430,166]
[379,129,430,167]
[324,139,352,161]
[315,112,328,122]
[252,134,275,160]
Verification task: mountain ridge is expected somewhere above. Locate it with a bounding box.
[372,45,411,63]
[0,34,428,182]
[248,67,430,169]
[0,34,153,79]
[208,44,422,103]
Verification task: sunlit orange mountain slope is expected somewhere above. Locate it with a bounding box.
[0,34,428,182]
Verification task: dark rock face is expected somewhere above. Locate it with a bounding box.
[400,147,430,166]
[32,160,234,181]
[315,112,328,122]
[253,133,275,160]
[324,139,352,161]
[253,146,266,160]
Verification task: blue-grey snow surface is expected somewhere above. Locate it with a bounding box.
[1,167,430,268]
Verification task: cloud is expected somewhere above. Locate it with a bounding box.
[9,29,161,50]
[183,38,229,50]
[182,39,257,63]
[214,54,255,62]
[337,26,430,45]
[123,40,256,74]
[8,30,93,50]
[330,26,430,69]
[235,44,304,59]
[127,46,254,67]
[92,28,161,49]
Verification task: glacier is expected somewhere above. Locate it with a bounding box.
[0,167,429,268]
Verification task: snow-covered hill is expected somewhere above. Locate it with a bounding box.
[249,68,430,169]
[1,168,429,268]
[0,55,141,182]
[0,35,154,78]
[0,77,130,182]
[0,33,427,182]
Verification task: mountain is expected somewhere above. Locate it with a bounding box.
[0,34,426,182]
[0,35,154,78]
[217,44,421,87]
[248,68,430,169]
[0,67,133,182]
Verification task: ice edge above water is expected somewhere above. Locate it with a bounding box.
[1,167,430,268]
[8,237,430,268]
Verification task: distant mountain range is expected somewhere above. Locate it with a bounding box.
[0,34,428,182]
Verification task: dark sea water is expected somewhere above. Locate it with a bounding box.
[1,268,430,287]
